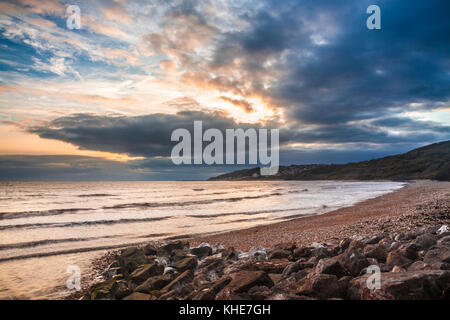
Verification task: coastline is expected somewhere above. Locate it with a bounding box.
[190,180,449,250]
[69,180,450,299]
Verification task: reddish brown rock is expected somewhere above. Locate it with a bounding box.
[220,270,274,294]
[249,259,291,274]
[296,274,346,299]
[348,270,450,300]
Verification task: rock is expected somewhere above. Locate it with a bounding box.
[134,274,174,293]
[423,245,450,269]
[268,249,291,260]
[163,266,177,275]
[296,274,346,299]
[190,243,213,259]
[170,249,189,262]
[198,256,226,274]
[220,270,274,294]
[412,233,437,250]
[143,244,158,256]
[161,269,194,293]
[391,266,407,273]
[90,280,117,300]
[348,270,450,300]
[190,277,232,300]
[403,243,422,260]
[340,250,371,277]
[386,249,413,268]
[282,259,314,278]
[293,247,313,259]
[348,240,365,251]
[249,259,291,274]
[437,225,449,235]
[122,292,153,300]
[247,286,272,300]
[223,259,254,275]
[102,267,121,280]
[437,235,450,245]
[363,244,387,263]
[223,247,239,260]
[338,239,352,252]
[130,262,164,284]
[173,256,198,272]
[365,235,384,245]
[211,244,225,255]
[407,261,432,272]
[312,247,331,260]
[116,247,149,276]
[239,247,267,261]
[315,256,347,278]
[159,241,189,255]
[114,280,132,299]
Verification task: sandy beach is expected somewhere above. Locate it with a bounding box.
[190,180,449,250]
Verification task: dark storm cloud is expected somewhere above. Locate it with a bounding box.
[209,0,450,126]
[28,111,291,158]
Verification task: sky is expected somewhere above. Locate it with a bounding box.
[0,0,449,180]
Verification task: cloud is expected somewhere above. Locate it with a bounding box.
[219,96,254,113]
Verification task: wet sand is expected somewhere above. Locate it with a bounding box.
[190,180,450,250]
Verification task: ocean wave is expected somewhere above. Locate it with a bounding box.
[0,216,170,231]
[0,235,120,250]
[103,192,283,210]
[186,207,307,219]
[0,208,93,220]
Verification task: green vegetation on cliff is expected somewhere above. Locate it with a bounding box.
[209,140,450,181]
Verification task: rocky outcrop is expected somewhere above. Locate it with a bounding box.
[85,224,450,300]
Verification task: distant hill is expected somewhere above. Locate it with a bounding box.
[209,140,450,181]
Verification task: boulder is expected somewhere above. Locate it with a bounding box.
[161,269,194,293]
[338,238,352,252]
[223,259,254,275]
[423,245,450,269]
[412,233,437,250]
[190,277,232,300]
[386,249,413,268]
[223,247,239,260]
[190,244,213,259]
[403,243,423,260]
[143,244,158,256]
[198,256,226,274]
[220,270,274,294]
[90,280,117,300]
[158,241,189,255]
[116,247,149,276]
[249,259,291,274]
[281,259,314,278]
[348,270,450,300]
[365,235,384,245]
[114,280,132,299]
[268,249,291,260]
[130,262,164,284]
[340,250,371,276]
[122,292,153,300]
[363,245,387,263]
[173,256,198,272]
[293,247,313,259]
[296,274,346,299]
[315,256,347,278]
[134,274,174,293]
[407,261,432,272]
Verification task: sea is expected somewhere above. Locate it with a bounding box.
[0,180,405,299]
